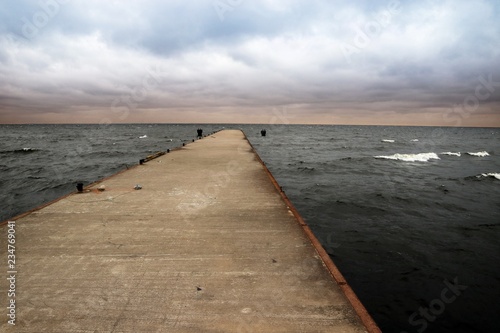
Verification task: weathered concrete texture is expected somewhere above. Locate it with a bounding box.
[1,130,370,332]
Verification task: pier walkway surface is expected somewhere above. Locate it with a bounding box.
[1,130,379,332]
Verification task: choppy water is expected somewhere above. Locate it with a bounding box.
[1,124,499,332]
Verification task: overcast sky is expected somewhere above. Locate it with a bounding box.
[1,0,499,126]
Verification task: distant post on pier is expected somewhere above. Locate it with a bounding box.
[197,128,203,138]
[261,129,266,137]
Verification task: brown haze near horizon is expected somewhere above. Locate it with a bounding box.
[1,1,499,127]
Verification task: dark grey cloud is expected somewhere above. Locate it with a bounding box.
[0,0,499,125]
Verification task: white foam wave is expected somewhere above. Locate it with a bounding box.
[22,147,37,151]
[375,152,440,162]
[382,139,395,143]
[467,151,489,157]
[139,135,148,139]
[480,173,500,180]
[441,152,461,157]
[411,139,419,142]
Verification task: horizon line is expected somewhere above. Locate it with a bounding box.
[0,122,499,129]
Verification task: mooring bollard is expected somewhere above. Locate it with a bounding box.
[261,129,267,137]
[76,183,84,192]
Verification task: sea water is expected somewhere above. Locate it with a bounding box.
[1,124,499,332]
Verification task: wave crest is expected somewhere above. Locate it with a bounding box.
[441,152,461,157]
[467,151,489,157]
[375,152,440,162]
[0,148,40,154]
[478,173,500,180]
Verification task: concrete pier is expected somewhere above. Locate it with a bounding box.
[1,130,379,332]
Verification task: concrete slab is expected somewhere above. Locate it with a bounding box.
[1,130,379,332]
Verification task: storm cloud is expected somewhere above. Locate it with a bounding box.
[1,0,499,126]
